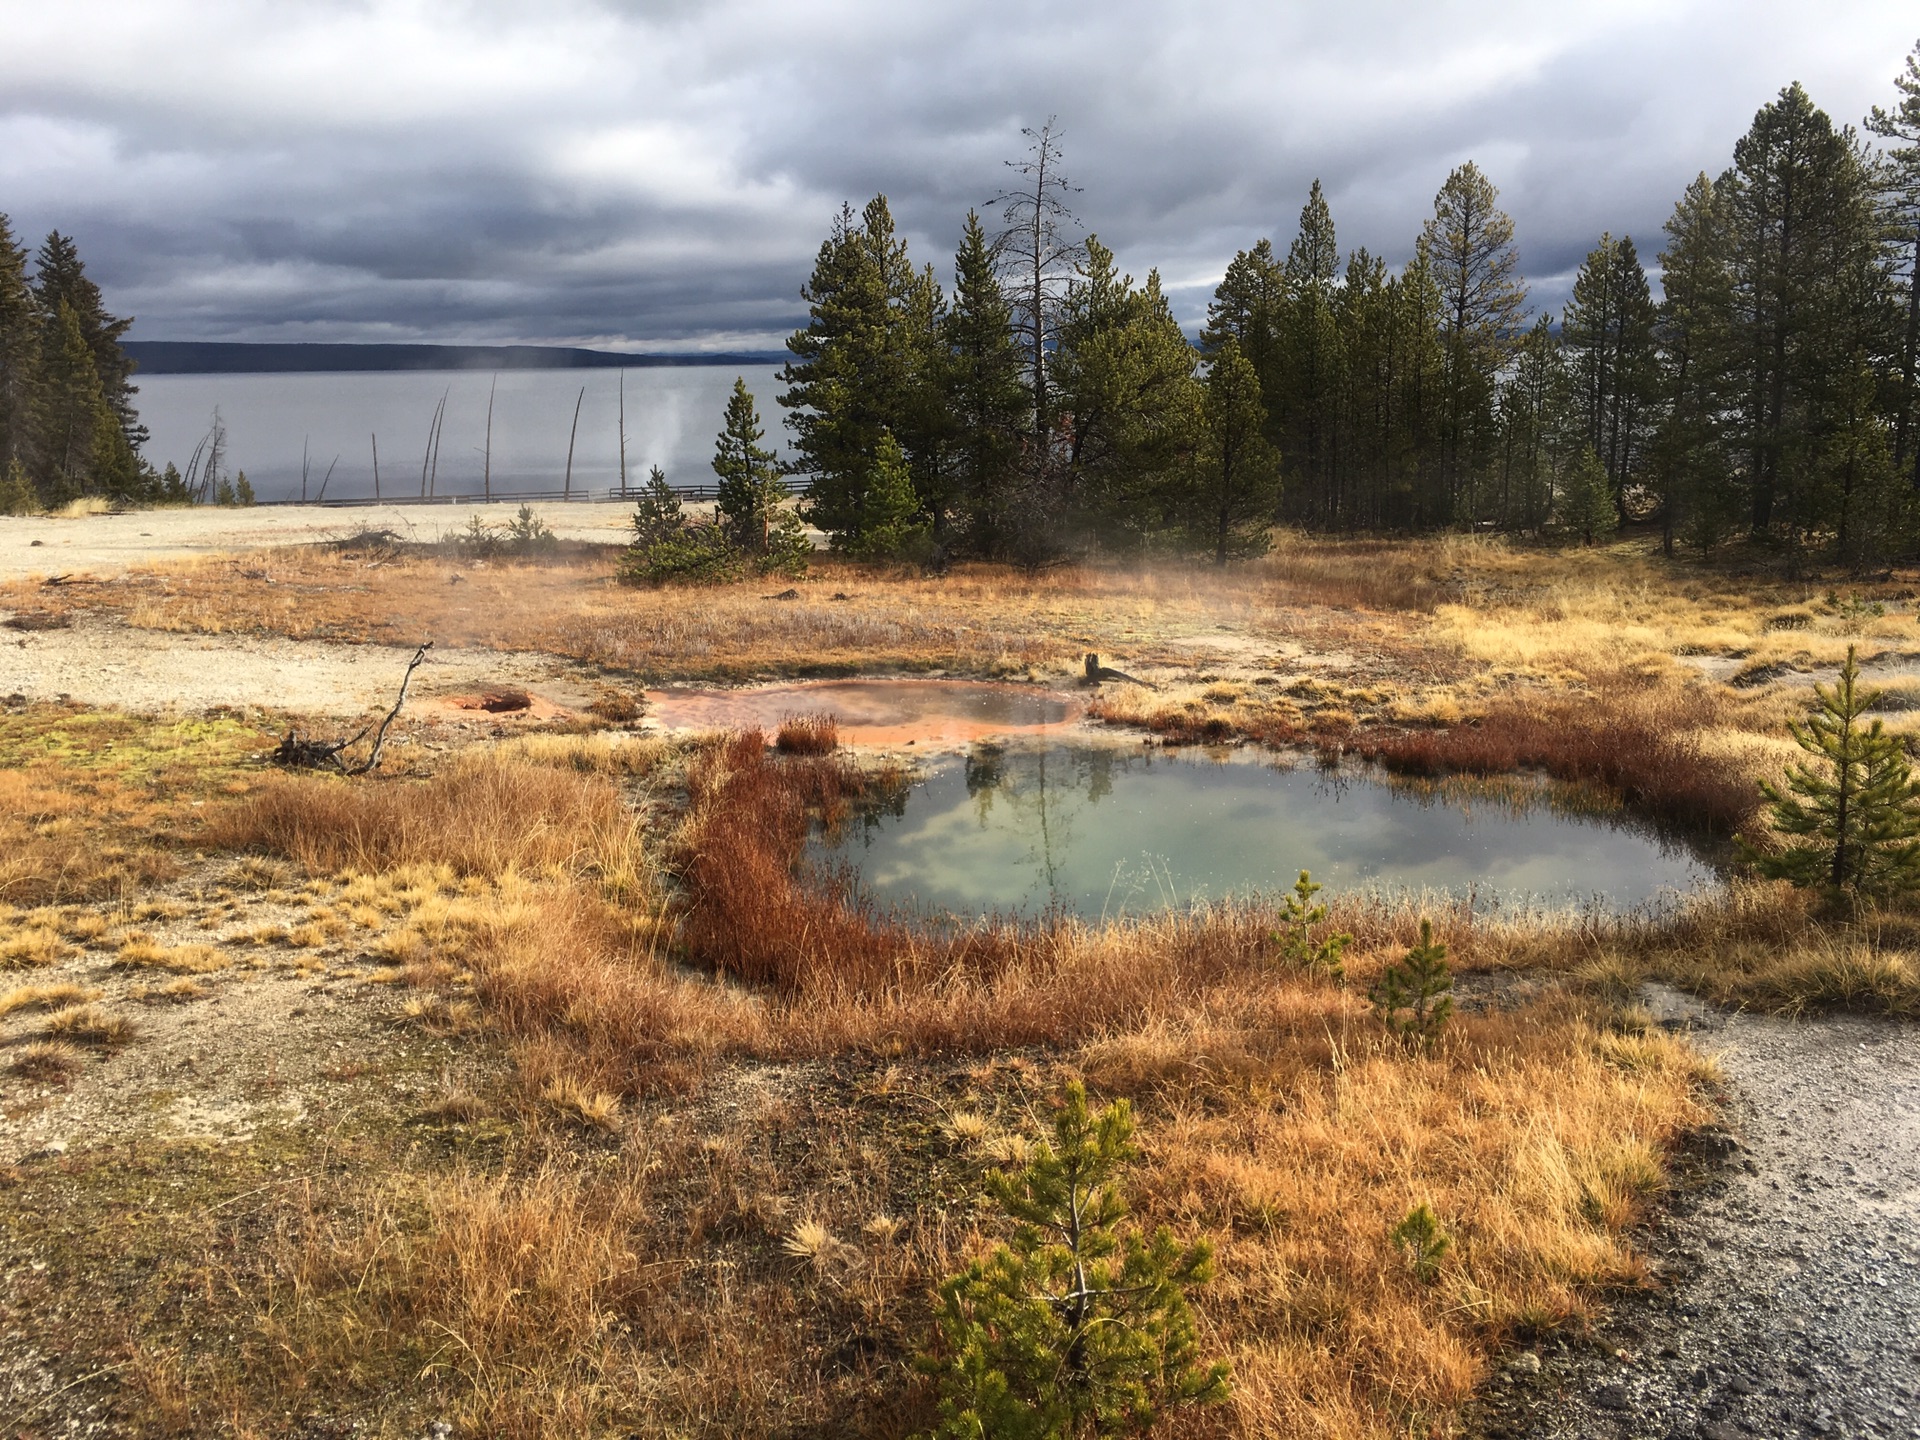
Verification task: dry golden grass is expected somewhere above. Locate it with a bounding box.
[0,981,99,1016]
[113,939,231,974]
[141,979,1703,1440]
[170,741,1728,1437]
[40,1002,137,1047]
[6,544,1423,682]
[0,924,73,969]
[209,753,649,897]
[0,704,270,905]
[30,536,1920,1437]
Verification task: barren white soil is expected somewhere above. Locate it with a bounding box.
[0,501,643,581]
[0,615,615,719]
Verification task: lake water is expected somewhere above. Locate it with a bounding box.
[810,743,1719,919]
[134,365,788,503]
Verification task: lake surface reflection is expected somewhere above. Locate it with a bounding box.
[810,743,1719,918]
[136,365,787,503]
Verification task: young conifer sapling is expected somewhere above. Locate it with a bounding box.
[920,1082,1230,1439]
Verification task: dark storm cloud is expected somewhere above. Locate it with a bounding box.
[1,0,1913,347]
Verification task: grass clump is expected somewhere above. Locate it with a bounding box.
[0,981,99,1017]
[775,712,839,755]
[921,1082,1230,1439]
[8,1039,85,1081]
[41,1003,137,1048]
[115,940,231,974]
[0,925,73,968]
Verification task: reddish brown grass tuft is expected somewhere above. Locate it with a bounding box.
[1350,675,1757,834]
[774,712,839,755]
[676,731,921,993]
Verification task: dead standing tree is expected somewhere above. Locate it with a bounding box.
[988,117,1085,451]
[272,644,432,775]
[988,118,1086,567]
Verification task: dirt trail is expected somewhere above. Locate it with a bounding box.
[0,614,612,718]
[1480,987,1920,1440]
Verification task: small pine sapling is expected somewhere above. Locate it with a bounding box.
[1738,645,1920,901]
[1389,1202,1452,1284]
[630,464,686,547]
[920,1082,1230,1439]
[505,503,557,553]
[1269,869,1351,981]
[1370,919,1454,1045]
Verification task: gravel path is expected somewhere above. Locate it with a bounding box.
[1476,986,1920,1440]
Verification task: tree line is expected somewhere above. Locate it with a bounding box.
[0,221,188,513]
[762,46,1920,570]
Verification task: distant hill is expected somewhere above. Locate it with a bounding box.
[122,341,787,375]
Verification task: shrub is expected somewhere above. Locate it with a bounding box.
[1370,919,1453,1044]
[503,504,556,553]
[1269,869,1350,981]
[617,522,745,585]
[919,1082,1230,1439]
[1738,645,1920,900]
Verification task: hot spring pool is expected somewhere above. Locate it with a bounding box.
[807,742,1719,918]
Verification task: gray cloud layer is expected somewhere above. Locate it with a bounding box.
[2,0,1914,348]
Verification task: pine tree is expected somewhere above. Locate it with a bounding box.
[1867,40,1920,492]
[1556,446,1619,545]
[1053,242,1201,549]
[1823,351,1908,570]
[1276,181,1344,524]
[847,430,928,561]
[1740,646,1920,898]
[39,300,115,499]
[1200,239,1282,401]
[712,378,785,554]
[1370,919,1454,1044]
[781,196,942,549]
[630,463,686,546]
[920,1082,1230,1439]
[1269,870,1350,981]
[1192,338,1279,561]
[1563,234,1657,518]
[0,215,40,488]
[0,456,37,515]
[1496,314,1574,531]
[1652,174,1739,554]
[940,210,1027,555]
[1723,84,1887,538]
[1421,163,1528,523]
[988,119,1085,451]
[32,231,142,451]
[1389,1203,1453,1284]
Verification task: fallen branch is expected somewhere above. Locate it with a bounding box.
[272,644,432,775]
[1082,652,1152,688]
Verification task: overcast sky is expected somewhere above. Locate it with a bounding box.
[2,0,1915,351]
